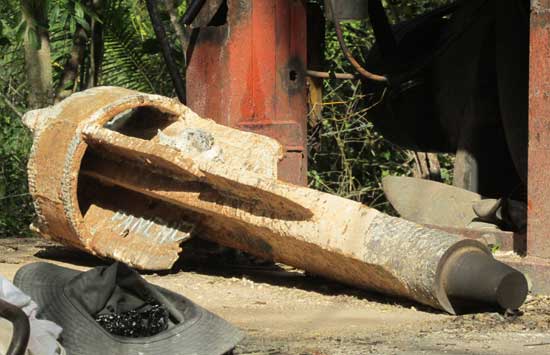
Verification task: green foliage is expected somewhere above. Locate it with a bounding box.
[0,116,33,237]
[100,1,175,95]
[0,0,32,237]
[308,79,414,209]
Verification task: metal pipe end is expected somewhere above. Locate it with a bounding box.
[444,250,528,311]
[496,271,529,310]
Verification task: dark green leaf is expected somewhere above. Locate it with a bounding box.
[142,38,160,54]
[75,15,91,31]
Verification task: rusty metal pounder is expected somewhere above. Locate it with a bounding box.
[23,87,527,314]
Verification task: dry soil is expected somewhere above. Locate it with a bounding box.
[1,237,549,355]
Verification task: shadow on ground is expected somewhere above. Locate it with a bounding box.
[25,237,499,315]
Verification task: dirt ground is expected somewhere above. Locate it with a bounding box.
[1,237,550,355]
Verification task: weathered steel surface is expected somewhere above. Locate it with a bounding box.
[528,0,550,259]
[24,87,527,313]
[186,0,308,186]
[383,176,482,228]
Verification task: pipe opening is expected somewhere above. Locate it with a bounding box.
[104,106,177,140]
[78,104,179,218]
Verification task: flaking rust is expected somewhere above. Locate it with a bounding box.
[23,87,527,313]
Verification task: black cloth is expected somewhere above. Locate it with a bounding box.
[63,262,170,338]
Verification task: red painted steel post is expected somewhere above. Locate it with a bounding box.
[186,0,308,185]
[528,1,550,258]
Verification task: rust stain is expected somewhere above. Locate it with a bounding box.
[528,4,550,259]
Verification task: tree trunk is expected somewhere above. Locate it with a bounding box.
[21,0,53,108]
[55,25,88,103]
[146,0,186,103]
[165,0,188,67]
[87,0,104,88]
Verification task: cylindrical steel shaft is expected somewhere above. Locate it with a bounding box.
[22,87,527,313]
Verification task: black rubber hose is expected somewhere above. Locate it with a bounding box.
[145,0,187,103]
[182,0,207,25]
[0,298,30,355]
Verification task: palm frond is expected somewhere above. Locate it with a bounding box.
[99,0,175,95]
